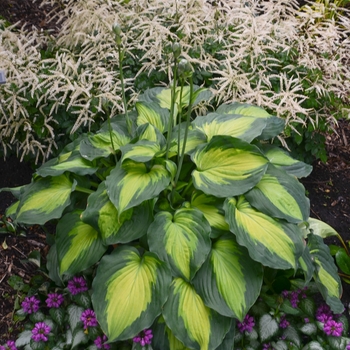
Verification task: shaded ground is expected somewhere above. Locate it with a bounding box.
[1,0,350,344]
[0,0,60,32]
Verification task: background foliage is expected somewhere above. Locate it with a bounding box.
[0,0,349,163]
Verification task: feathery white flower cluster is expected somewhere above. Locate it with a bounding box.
[0,0,349,162]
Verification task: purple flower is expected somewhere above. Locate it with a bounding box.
[279,315,290,329]
[262,343,272,350]
[237,314,255,333]
[94,335,110,349]
[6,341,17,350]
[316,304,333,323]
[46,293,64,308]
[0,341,17,350]
[346,343,350,350]
[31,322,51,342]
[67,276,88,295]
[304,318,309,323]
[281,289,305,308]
[281,290,289,298]
[81,309,98,329]
[21,296,40,314]
[323,319,343,337]
[133,329,153,346]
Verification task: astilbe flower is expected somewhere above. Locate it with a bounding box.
[46,293,64,308]
[81,309,98,329]
[323,319,343,337]
[31,322,51,342]
[237,314,255,333]
[94,335,111,349]
[133,329,153,346]
[67,276,88,295]
[21,296,40,314]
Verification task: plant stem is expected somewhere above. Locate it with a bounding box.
[165,59,178,160]
[116,43,132,135]
[177,80,185,162]
[75,186,94,195]
[337,233,350,256]
[171,74,193,199]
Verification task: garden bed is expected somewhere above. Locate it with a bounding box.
[1,0,350,345]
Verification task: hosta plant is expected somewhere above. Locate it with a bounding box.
[1,50,345,349]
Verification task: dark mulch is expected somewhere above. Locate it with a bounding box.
[0,0,60,32]
[1,0,350,343]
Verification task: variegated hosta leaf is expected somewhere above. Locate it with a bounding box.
[298,246,315,285]
[136,101,170,133]
[191,136,268,197]
[0,185,23,199]
[216,102,285,139]
[162,277,231,350]
[121,140,166,163]
[136,123,167,144]
[56,211,107,276]
[224,196,304,269]
[261,145,312,178]
[0,186,22,218]
[15,175,77,225]
[105,159,171,214]
[37,138,97,177]
[5,200,19,218]
[215,320,236,350]
[307,233,344,314]
[191,191,229,238]
[193,234,263,320]
[148,207,211,281]
[139,86,211,114]
[307,217,339,239]
[79,114,132,161]
[81,182,152,245]
[245,164,310,223]
[92,246,171,342]
[169,123,207,156]
[192,112,267,143]
[121,124,167,162]
[152,316,192,350]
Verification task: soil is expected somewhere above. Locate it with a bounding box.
[1,0,350,344]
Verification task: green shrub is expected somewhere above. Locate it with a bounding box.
[1,45,344,348]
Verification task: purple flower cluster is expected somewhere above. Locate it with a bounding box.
[133,329,153,346]
[316,304,343,337]
[279,315,290,329]
[67,276,88,295]
[0,340,17,350]
[323,319,343,337]
[281,288,307,308]
[21,296,40,314]
[46,293,64,308]
[237,314,255,333]
[81,309,98,329]
[94,335,111,349]
[31,322,51,342]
